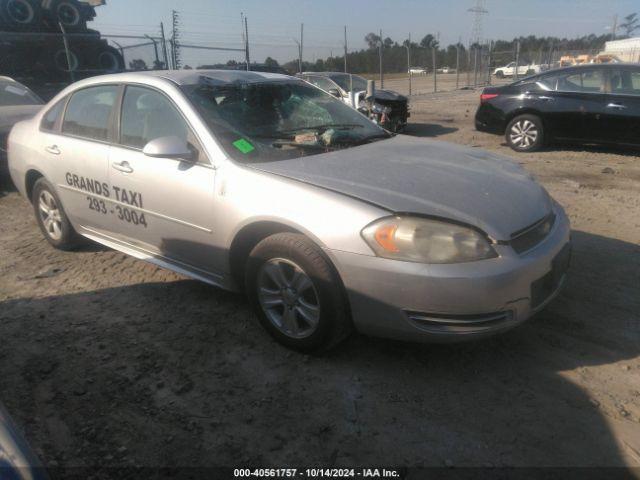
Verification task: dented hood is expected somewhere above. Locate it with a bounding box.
[249,135,552,240]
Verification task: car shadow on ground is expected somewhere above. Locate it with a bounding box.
[0,230,638,470]
[403,122,458,138]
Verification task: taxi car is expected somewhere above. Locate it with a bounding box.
[8,70,571,351]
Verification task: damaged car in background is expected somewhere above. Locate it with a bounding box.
[8,70,570,352]
[298,72,410,132]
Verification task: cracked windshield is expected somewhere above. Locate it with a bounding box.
[182,78,390,162]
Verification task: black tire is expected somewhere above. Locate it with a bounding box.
[245,233,352,352]
[0,0,41,29]
[505,114,544,152]
[32,178,82,250]
[94,45,124,73]
[50,0,86,30]
[495,70,505,79]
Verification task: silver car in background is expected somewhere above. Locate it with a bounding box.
[8,70,571,351]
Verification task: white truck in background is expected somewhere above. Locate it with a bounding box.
[493,62,542,78]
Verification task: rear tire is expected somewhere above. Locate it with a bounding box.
[495,70,505,79]
[32,178,82,250]
[506,114,544,152]
[245,233,352,352]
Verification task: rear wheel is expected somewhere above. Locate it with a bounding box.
[245,233,352,352]
[32,178,82,250]
[495,70,505,79]
[506,114,544,152]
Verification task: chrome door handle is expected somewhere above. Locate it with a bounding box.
[606,103,627,110]
[45,145,60,155]
[538,96,553,101]
[112,161,134,173]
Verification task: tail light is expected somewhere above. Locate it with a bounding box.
[480,93,499,103]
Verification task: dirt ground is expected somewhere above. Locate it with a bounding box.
[1,88,640,474]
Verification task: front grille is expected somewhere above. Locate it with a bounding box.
[510,214,556,254]
[376,98,409,118]
[531,242,571,309]
[406,310,515,335]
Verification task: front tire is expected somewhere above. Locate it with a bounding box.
[245,233,352,352]
[506,114,544,152]
[32,178,81,250]
[495,70,505,79]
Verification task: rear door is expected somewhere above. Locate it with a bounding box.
[602,66,640,146]
[107,84,219,274]
[544,68,608,142]
[47,85,119,232]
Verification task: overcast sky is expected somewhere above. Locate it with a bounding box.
[91,0,639,67]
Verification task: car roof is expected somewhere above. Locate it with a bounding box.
[67,69,294,88]
[300,72,354,77]
[513,62,640,83]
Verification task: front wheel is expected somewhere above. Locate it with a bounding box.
[32,178,82,250]
[495,70,505,79]
[245,233,352,352]
[506,114,544,152]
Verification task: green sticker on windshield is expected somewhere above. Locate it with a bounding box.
[233,138,255,154]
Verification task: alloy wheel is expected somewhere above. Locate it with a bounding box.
[509,119,538,149]
[39,191,63,241]
[257,258,321,339]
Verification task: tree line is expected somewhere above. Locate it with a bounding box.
[275,12,639,74]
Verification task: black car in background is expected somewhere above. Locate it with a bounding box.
[298,72,410,132]
[475,63,640,152]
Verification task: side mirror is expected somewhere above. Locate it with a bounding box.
[142,136,194,160]
[327,88,341,98]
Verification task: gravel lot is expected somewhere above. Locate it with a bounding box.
[1,88,639,474]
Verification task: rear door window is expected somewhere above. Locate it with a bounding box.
[41,98,67,132]
[62,85,119,141]
[610,69,640,96]
[557,70,604,93]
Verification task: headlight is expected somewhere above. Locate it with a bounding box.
[371,103,392,114]
[362,216,498,264]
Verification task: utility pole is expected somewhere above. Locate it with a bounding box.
[244,15,250,70]
[468,0,488,46]
[171,10,181,69]
[379,29,383,88]
[344,25,348,72]
[611,14,618,40]
[160,22,169,69]
[300,23,304,72]
[432,46,437,93]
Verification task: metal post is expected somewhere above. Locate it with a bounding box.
[514,39,520,81]
[58,22,75,82]
[379,29,383,88]
[432,47,437,93]
[299,23,304,73]
[473,46,478,87]
[244,16,250,70]
[405,35,411,96]
[466,45,471,87]
[145,34,160,69]
[344,25,348,73]
[486,40,493,85]
[455,42,460,89]
[160,22,169,70]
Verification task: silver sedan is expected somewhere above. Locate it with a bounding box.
[8,70,571,351]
